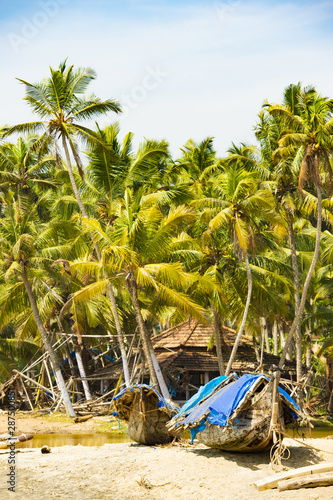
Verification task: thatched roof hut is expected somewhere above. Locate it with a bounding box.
[89,319,298,402]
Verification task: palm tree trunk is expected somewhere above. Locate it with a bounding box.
[213,306,225,375]
[62,134,130,387]
[75,347,92,400]
[287,211,303,382]
[279,183,322,370]
[279,323,292,361]
[106,283,130,387]
[306,342,312,369]
[273,320,279,356]
[21,269,76,417]
[261,317,270,354]
[125,272,159,389]
[61,134,88,217]
[225,252,253,376]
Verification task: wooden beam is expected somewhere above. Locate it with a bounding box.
[278,472,333,491]
[13,370,57,399]
[19,377,34,411]
[253,462,333,491]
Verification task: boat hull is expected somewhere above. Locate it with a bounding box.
[196,381,284,452]
[113,385,178,445]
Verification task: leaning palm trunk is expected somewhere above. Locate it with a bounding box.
[287,211,302,382]
[106,283,130,386]
[272,320,279,356]
[125,272,159,390]
[213,306,225,375]
[61,135,130,387]
[21,270,76,417]
[75,348,92,400]
[225,252,253,376]
[279,183,322,370]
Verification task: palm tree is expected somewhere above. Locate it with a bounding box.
[4,60,121,218]
[0,136,57,201]
[256,84,317,382]
[202,164,275,375]
[0,196,75,416]
[70,187,209,395]
[2,61,132,387]
[0,323,39,382]
[268,86,333,369]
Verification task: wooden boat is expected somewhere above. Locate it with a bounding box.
[167,373,308,452]
[112,384,179,445]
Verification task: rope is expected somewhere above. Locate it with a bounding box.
[270,432,290,471]
[117,417,130,437]
[281,430,333,456]
[270,429,333,472]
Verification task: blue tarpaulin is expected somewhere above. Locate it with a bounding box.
[175,375,231,420]
[170,374,301,443]
[113,384,179,415]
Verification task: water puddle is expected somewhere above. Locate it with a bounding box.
[15,433,132,448]
[286,427,333,439]
[12,427,333,449]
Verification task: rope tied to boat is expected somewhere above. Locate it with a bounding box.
[270,431,290,471]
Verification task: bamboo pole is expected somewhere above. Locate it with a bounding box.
[19,377,34,411]
[114,375,123,397]
[43,360,55,400]
[278,472,333,491]
[13,370,57,399]
[35,363,45,404]
[53,378,73,412]
[72,380,76,404]
[254,463,333,491]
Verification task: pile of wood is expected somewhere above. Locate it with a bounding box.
[254,462,333,492]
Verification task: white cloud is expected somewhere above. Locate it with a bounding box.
[1,1,333,157]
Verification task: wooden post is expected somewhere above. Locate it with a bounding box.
[253,463,333,491]
[44,360,55,400]
[19,377,34,411]
[35,363,45,405]
[278,472,333,491]
[53,378,73,412]
[13,370,57,399]
[270,370,281,441]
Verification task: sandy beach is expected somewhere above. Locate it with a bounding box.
[1,413,333,499]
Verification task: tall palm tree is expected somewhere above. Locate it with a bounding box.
[0,196,75,416]
[0,323,39,382]
[202,165,275,375]
[268,86,333,369]
[0,136,57,201]
[70,188,209,394]
[2,61,132,387]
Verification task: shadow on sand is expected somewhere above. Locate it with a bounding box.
[189,443,323,471]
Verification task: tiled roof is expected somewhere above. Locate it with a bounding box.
[152,319,245,349]
[88,320,298,381]
[151,319,251,350]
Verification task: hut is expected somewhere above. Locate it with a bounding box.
[88,319,299,403]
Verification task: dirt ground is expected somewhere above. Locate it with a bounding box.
[0,410,115,435]
[1,412,333,500]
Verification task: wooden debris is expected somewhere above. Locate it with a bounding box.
[278,472,333,491]
[253,462,333,491]
[74,415,93,423]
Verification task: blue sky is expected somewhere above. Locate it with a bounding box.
[1,0,333,157]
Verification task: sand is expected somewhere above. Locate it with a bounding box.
[1,413,333,499]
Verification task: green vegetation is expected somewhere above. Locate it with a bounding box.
[1,63,333,411]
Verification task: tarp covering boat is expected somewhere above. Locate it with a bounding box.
[168,374,303,447]
[174,374,234,420]
[113,383,178,414]
[113,384,179,445]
